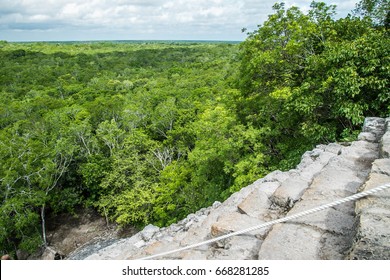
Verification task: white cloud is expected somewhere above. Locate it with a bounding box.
[0,0,358,41]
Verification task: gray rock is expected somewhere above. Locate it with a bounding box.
[362,117,385,138]
[263,170,290,183]
[82,234,144,260]
[319,231,356,259]
[371,158,390,176]
[131,240,180,260]
[178,250,209,260]
[133,240,146,248]
[257,181,280,197]
[140,224,160,241]
[210,212,268,238]
[184,220,194,231]
[258,124,380,260]
[379,118,390,158]
[349,209,390,259]
[349,158,390,259]
[340,141,379,171]
[324,143,343,155]
[272,176,310,208]
[298,151,336,182]
[258,223,322,260]
[237,188,270,218]
[358,132,378,143]
[187,213,197,220]
[307,161,364,194]
[168,224,182,233]
[210,235,261,260]
[213,201,222,208]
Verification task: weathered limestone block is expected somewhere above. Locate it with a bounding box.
[323,143,343,155]
[340,141,379,172]
[349,158,390,260]
[298,151,338,182]
[306,161,365,194]
[258,223,322,260]
[177,250,208,260]
[272,176,309,208]
[362,117,385,139]
[131,240,181,259]
[379,118,390,158]
[219,180,263,210]
[257,181,280,197]
[262,170,291,183]
[210,212,268,238]
[319,231,356,259]
[349,207,390,260]
[237,188,271,218]
[209,235,261,260]
[289,199,356,235]
[371,158,390,177]
[83,234,143,260]
[140,224,160,241]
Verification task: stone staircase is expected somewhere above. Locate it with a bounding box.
[68,117,390,260]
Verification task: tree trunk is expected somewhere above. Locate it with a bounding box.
[41,204,47,247]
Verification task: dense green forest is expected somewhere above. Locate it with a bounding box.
[1,0,389,257]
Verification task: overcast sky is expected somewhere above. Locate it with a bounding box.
[0,0,358,42]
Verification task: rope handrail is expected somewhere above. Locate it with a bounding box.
[138,183,390,260]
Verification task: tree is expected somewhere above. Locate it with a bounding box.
[239,1,389,171]
[96,119,125,156]
[0,40,241,256]
[293,26,389,131]
[186,106,243,207]
[355,0,390,27]
[93,130,159,226]
[238,2,336,167]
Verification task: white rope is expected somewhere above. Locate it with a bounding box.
[138,183,390,260]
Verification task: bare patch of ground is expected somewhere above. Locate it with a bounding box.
[34,207,138,259]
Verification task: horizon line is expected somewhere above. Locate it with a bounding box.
[3,39,244,44]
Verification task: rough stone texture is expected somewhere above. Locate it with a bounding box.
[348,158,390,259]
[210,212,268,238]
[237,189,271,218]
[258,223,322,260]
[272,177,310,208]
[362,117,385,137]
[140,225,160,241]
[67,117,389,260]
[379,118,390,158]
[209,235,261,260]
[258,135,379,259]
[346,119,390,260]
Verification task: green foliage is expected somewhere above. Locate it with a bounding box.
[239,1,390,168]
[354,0,390,27]
[0,41,245,246]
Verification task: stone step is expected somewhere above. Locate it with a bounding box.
[380,118,390,157]
[348,160,390,259]
[207,143,343,259]
[257,118,384,260]
[348,119,390,259]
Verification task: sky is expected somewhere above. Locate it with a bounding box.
[0,0,358,42]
